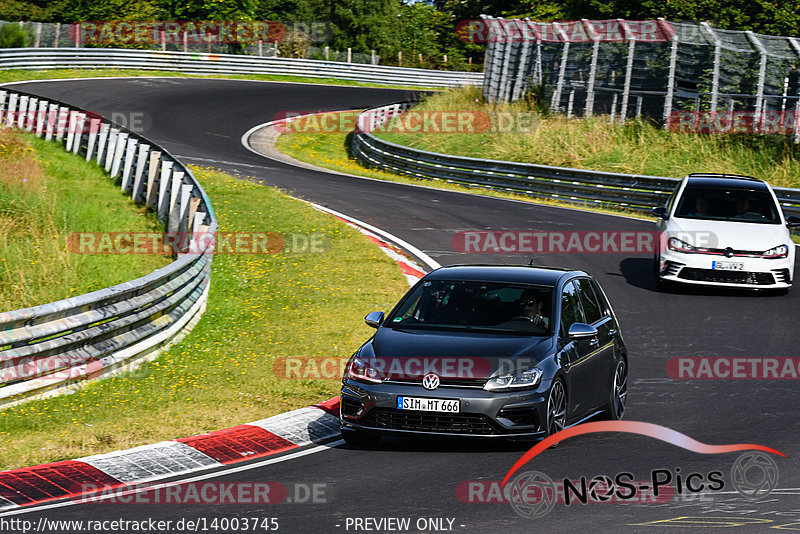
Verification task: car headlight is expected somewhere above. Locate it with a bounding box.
[668,237,696,253]
[762,244,789,259]
[483,367,543,391]
[344,355,383,383]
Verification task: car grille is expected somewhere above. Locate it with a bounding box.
[696,247,763,258]
[678,268,775,285]
[382,378,486,389]
[362,408,502,435]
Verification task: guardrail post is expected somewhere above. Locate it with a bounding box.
[95,123,109,163]
[701,22,721,114]
[0,90,7,124]
[45,103,57,140]
[146,150,162,209]
[567,88,575,118]
[661,19,678,125]
[168,170,186,233]
[72,113,86,154]
[120,137,138,191]
[85,118,101,161]
[583,19,601,118]
[104,127,119,171]
[186,197,200,235]
[24,98,37,131]
[65,110,77,151]
[17,95,28,129]
[510,20,534,102]
[551,23,570,113]
[745,31,768,133]
[5,92,18,127]
[157,159,174,223]
[789,38,800,142]
[110,132,129,179]
[132,143,150,203]
[620,21,636,124]
[177,183,193,235]
[35,100,47,137]
[55,106,68,141]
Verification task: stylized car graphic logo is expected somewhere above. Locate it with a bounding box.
[422,372,440,390]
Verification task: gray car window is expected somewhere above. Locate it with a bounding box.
[576,278,603,324]
[560,280,585,335]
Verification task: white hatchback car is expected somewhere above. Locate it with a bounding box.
[653,174,800,290]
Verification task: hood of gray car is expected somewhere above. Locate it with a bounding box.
[361,327,555,380]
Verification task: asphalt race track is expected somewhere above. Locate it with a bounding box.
[8,78,800,533]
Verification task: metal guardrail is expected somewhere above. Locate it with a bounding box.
[0,48,484,88]
[351,101,800,216]
[0,86,217,408]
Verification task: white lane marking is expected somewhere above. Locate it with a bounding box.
[0,441,345,517]
[307,202,441,270]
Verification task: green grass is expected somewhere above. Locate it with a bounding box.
[0,130,169,311]
[0,68,438,91]
[274,111,649,220]
[374,86,800,189]
[0,167,409,470]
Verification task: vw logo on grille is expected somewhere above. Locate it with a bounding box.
[422,372,440,390]
[724,247,734,258]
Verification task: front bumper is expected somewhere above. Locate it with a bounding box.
[339,379,548,439]
[658,249,793,288]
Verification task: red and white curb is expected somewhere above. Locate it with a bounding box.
[0,398,341,511]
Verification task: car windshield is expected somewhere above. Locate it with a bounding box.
[674,186,781,224]
[387,280,554,335]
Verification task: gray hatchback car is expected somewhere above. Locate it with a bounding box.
[339,265,627,446]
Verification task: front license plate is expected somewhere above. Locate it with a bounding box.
[712,261,744,271]
[397,397,460,413]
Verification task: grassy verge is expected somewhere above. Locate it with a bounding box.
[0,130,169,311]
[375,86,800,189]
[0,68,438,92]
[273,111,649,220]
[0,167,409,470]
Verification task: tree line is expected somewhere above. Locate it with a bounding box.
[0,0,797,69]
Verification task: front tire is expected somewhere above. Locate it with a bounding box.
[601,359,628,420]
[341,428,380,448]
[545,379,567,447]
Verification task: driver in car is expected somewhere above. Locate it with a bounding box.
[519,290,549,330]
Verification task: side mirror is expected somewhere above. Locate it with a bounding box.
[568,323,598,340]
[786,215,800,228]
[364,311,385,329]
[651,206,669,219]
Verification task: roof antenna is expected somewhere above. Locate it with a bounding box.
[528,258,535,266]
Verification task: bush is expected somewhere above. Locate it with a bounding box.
[0,23,30,48]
